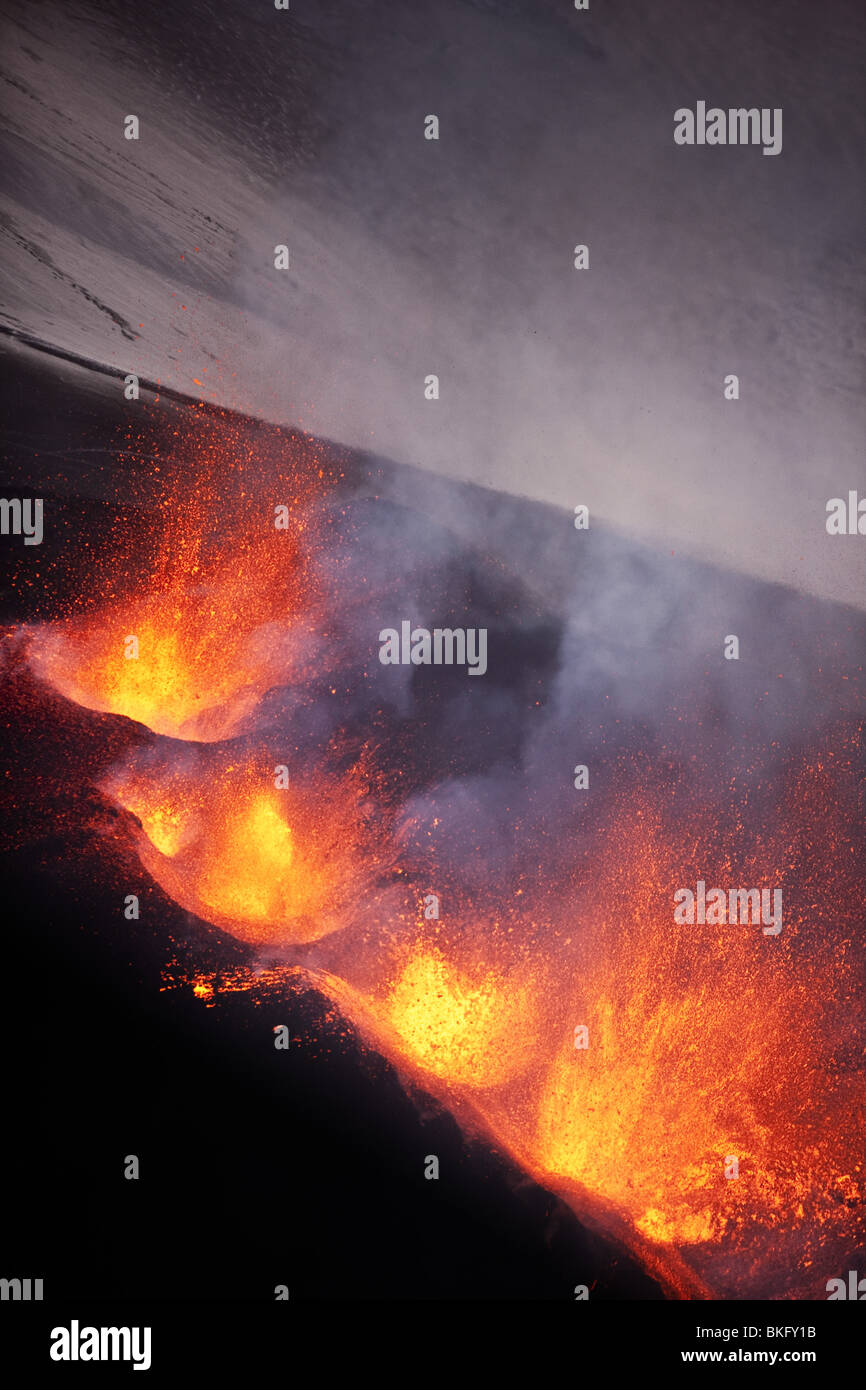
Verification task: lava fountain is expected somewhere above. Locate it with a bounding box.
[18,403,863,1301]
[105,741,393,946]
[26,413,329,740]
[186,754,863,1301]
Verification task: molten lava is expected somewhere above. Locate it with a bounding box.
[380,941,542,1088]
[163,758,863,1300]
[28,572,302,742]
[19,402,862,1300]
[26,415,325,740]
[107,748,386,946]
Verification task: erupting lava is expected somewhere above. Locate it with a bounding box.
[214,762,862,1300]
[380,941,543,1088]
[18,408,863,1300]
[107,747,387,946]
[29,571,303,743]
[27,415,325,740]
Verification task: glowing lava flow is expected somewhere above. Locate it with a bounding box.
[106,747,388,946]
[26,417,325,741]
[163,756,862,1301]
[371,771,863,1298]
[24,409,861,1297]
[28,570,304,743]
[379,942,543,1088]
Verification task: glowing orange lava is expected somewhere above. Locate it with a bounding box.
[380,942,542,1088]
[26,416,324,740]
[29,580,300,742]
[191,757,859,1301]
[30,403,858,1299]
[108,750,386,946]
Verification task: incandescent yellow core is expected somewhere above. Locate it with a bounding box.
[198,796,296,922]
[30,617,266,743]
[114,760,363,945]
[383,946,538,1089]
